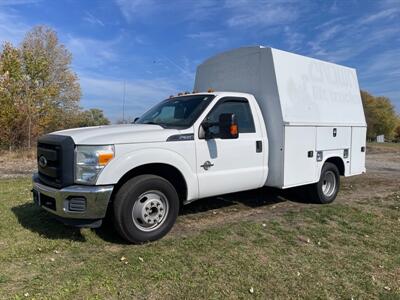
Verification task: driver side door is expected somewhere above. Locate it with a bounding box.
[195,97,265,198]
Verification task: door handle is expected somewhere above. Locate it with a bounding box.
[256,140,262,153]
[201,161,214,170]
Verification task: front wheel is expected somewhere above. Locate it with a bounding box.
[113,175,179,243]
[308,162,340,204]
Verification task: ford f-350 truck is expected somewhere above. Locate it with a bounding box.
[32,46,366,243]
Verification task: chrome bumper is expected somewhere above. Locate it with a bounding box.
[32,173,113,220]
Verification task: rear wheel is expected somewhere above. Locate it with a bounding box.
[113,175,179,243]
[308,162,340,204]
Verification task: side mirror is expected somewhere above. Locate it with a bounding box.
[133,117,139,123]
[219,113,238,139]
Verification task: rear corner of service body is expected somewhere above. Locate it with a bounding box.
[270,48,367,187]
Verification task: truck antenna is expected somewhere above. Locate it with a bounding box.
[122,80,126,123]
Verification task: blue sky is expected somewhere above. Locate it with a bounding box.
[0,0,399,121]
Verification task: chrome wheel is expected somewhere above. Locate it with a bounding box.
[132,190,169,232]
[322,170,336,197]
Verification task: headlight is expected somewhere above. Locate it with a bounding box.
[75,145,114,184]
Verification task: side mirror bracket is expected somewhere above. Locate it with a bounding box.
[201,121,217,140]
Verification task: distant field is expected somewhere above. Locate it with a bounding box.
[0,143,399,299]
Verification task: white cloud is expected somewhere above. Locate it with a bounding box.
[65,35,121,70]
[306,4,400,63]
[0,9,29,45]
[114,0,156,22]
[83,12,104,27]
[186,31,230,49]
[363,49,400,76]
[225,0,299,28]
[283,26,304,50]
[357,8,399,26]
[115,0,221,24]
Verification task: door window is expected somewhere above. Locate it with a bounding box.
[205,98,255,136]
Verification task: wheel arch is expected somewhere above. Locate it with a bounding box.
[110,163,188,205]
[97,148,198,202]
[324,156,345,176]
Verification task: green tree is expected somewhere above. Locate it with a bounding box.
[0,26,110,149]
[0,43,26,150]
[361,90,397,140]
[77,109,110,127]
[21,26,81,145]
[394,118,400,142]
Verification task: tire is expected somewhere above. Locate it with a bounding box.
[308,162,340,204]
[113,175,179,243]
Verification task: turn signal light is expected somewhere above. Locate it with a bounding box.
[98,152,114,166]
[230,124,238,136]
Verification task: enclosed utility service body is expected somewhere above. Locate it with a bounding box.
[195,46,366,189]
[32,46,366,243]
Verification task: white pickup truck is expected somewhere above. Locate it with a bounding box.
[32,46,366,243]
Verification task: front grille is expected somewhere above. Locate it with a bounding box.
[37,134,75,188]
[37,142,61,185]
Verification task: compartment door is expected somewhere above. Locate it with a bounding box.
[350,127,367,175]
[283,126,318,187]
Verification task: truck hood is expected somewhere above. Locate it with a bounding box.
[53,124,180,145]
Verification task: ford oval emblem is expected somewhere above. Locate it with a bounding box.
[39,155,48,168]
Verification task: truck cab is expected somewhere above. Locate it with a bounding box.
[32,46,366,243]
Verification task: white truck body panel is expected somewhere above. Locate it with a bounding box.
[350,127,367,175]
[53,124,178,145]
[194,46,366,188]
[97,142,200,200]
[316,127,352,150]
[192,93,267,198]
[283,126,317,187]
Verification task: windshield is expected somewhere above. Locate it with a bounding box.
[135,94,215,128]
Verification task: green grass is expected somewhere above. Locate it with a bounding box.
[0,178,399,299]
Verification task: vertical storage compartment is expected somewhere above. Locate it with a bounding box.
[283,126,318,187]
[350,127,367,175]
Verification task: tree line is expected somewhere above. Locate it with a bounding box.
[361,90,400,141]
[0,26,109,150]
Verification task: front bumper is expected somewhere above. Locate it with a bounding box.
[32,173,114,222]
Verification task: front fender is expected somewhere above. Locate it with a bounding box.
[96,148,198,200]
